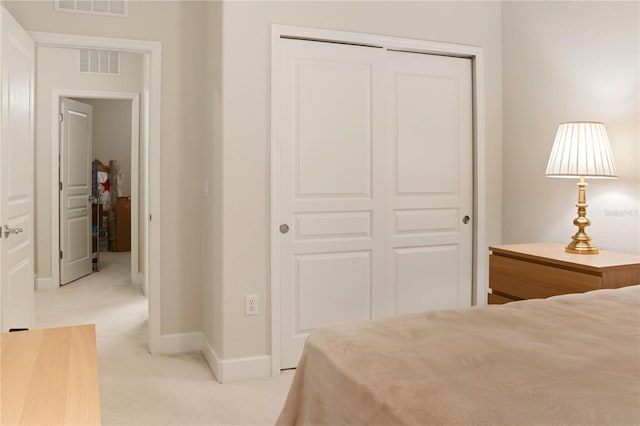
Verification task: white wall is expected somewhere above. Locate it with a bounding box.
[21,0,634,382]
[202,1,504,361]
[201,1,224,361]
[502,2,640,254]
[78,99,132,196]
[139,54,150,294]
[34,46,142,279]
[6,1,205,335]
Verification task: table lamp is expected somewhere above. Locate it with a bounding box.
[545,121,617,254]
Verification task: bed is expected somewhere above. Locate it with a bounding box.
[276,285,640,425]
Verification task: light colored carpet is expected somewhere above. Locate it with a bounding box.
[35,252,293,425]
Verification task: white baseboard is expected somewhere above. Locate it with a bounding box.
[201,335,222,381]
[201,333,271,383]
[36,277,56,291]
[220,354,272,383]
[156,331,202,354]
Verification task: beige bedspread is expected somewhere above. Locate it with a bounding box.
[277,286,640,425]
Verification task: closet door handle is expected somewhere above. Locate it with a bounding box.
[279,224,290,234]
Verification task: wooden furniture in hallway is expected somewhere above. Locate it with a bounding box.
[1,324,101,425]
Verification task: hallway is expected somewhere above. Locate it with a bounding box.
[35,252,292,425]
[36,252,145,331]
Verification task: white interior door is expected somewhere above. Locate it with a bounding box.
[278,39,474,368]
[278,39,388,368]
[387,51,473,315]
[60,98,93,285]
[0,6,35,332]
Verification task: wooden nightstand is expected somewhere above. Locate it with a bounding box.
[488,242,640,304]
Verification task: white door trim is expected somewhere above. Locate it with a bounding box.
[51,90,139,287]
[31,31,163,354]
[270,24,488,375]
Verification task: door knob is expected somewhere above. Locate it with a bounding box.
[3,225,24,238]
[463,215,471,224]
[279,224,290,234]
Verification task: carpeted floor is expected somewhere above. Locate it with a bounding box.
[35,252,294,425]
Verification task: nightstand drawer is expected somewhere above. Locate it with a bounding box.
[490,255,601,300]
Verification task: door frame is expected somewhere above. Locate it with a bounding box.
[53,91,140,287]
[30,32,163,353]
[270,25,488,374]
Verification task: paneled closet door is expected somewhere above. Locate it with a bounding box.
[386,51,473,315]
[277,38,388,369]
[277,39,473,369]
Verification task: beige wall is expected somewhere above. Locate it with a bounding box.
[139,54,150,293]
[202,1,224,358]
[22,0,633,371]
[10,0,635,372]
[203,1,504,359]
[502,2,640,254]
[6,1,205,335]
[78,99,132,196]
[34,46,142,280]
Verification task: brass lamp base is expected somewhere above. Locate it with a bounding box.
[565,177,599,255]
[565,239,599,254]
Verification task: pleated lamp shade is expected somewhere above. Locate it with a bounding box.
[545,122,617,178]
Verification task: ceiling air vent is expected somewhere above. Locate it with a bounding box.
[55,0,128,17]
[79,49,121,75]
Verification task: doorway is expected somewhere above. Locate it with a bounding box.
[54,93,140,288]
[30,32,163,352]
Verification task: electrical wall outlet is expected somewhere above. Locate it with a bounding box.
[245,294,258,316]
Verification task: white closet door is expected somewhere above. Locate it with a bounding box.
[278,39,388,368]
[277,39,474,369]
[386,51,473,315]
